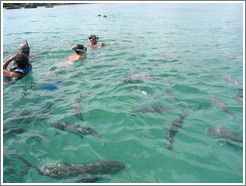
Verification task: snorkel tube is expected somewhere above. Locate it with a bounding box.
[25,39,30,49]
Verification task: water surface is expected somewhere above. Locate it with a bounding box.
[2,3,244,183]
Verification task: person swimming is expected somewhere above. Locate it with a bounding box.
[66,44,87,63]
[85,34,105,48]
[3,53,32,82]
[9,40,39,72]
[45,44,87,78]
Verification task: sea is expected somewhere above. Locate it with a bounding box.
[2,2,244,183]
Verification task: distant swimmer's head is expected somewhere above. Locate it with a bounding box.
[88,34,99,45]
[15,53,29,69]
[72,44,87,55]
[19,43,30,56]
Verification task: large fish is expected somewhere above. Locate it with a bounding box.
[51,121,101,139]
[210,95,235,120]
[73,94,84,121]
[130,104,172,116]
[3,126,25,137]
[3,126,43,143]
[206,125,243,143]
[166,113,188,151]
[18,155,125,182]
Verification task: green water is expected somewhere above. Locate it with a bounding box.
[2,3,244,183]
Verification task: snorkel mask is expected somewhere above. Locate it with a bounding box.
[19,40,30,55]
[72,46,87,54]
[88,35,99,41]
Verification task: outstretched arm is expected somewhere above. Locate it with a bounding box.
[3,55,22,76]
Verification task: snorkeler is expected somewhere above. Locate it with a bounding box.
[45,44,87,78]
[9,40,39,59]
[85,34,105,48]
[66,44,87,63]
[8,40,39,71]
[3,53,32,82]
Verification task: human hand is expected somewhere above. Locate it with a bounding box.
[9,54,17,60]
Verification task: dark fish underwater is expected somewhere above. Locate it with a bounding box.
[166,113,188,151]
[18,155,125,183]
[51,121,101,139]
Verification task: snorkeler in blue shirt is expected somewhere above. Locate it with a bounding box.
[3,53,32,82]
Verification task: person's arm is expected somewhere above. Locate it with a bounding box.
[99,42,105,46]
[3,55,15,69]
[3,55,22,77]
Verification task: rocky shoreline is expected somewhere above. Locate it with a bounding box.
[4,3,86,9]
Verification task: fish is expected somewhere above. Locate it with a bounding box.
[206,125,243,143]
[35,95,65,125]
[3,126,44,143]
[166,113,188,151]
[130,104,172,116]
[17,155,125,182]
[51,121,101,139]
[73,94,84,121]
[3,126,25,137]
[222,75,243,89]
[123,73,159,84]
[210,95,235,120]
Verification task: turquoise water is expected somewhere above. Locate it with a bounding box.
[2,3,244,183]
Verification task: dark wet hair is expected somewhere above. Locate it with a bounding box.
[88,34,99,40]
[73,44,87,54]
[15,53,29,69]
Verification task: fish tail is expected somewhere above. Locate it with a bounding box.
[17,154,32,167]
[154,175,160,183]
[16,154,42,175]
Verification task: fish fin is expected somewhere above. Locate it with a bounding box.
[16,154,41,176]
[20,167,31,176]
[76,114,84,121]
[54,132,61,136]
[75,175,102,183]
[16,154,32,167]
[62,161,72,166]
[30,136,42,144]
[154,175,160,183]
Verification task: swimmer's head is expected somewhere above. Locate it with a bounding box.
[88,35,99,44]
[19,43,30,56]
[15,53,29,69]
[72,44,87,55]
[88,34,99,41]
